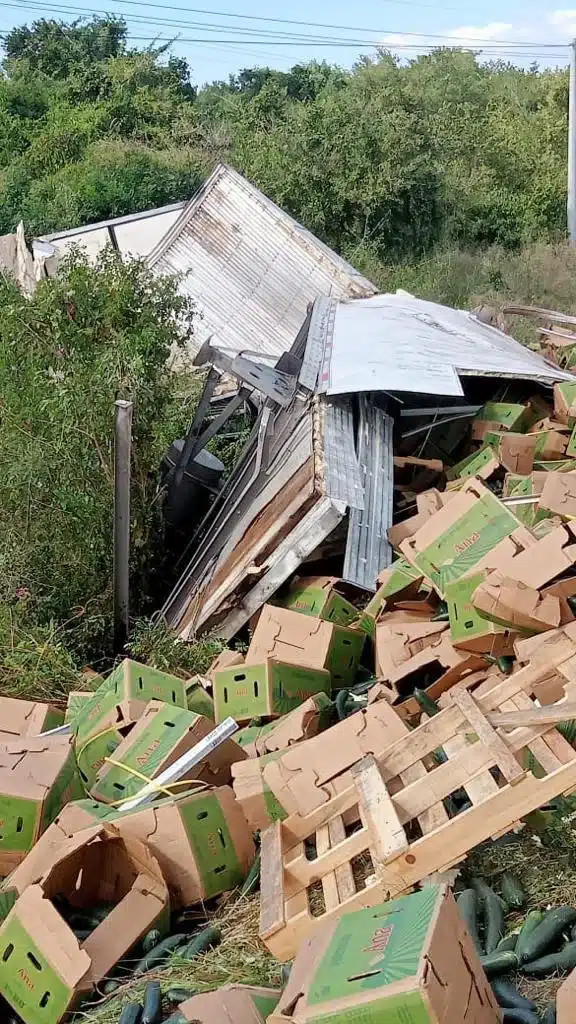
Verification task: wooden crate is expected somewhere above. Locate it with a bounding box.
[260,661,576,961]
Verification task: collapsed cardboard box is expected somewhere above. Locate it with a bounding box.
[184,677,216,718]
[554,380,576,427]
[279,575,359,627]
[246,605,365,688]
[91,699,246,804]
[268,886,500,1024]
[472,401,529,439]
[445,571,516,655]
[374,630,485,717]
[231,751,289,831]
[236,693,333,758]
[445,444,501,482]
[0,824,169,1024]
[485,431,538,474]
[539,470,576,519]
[472,573,562,633]
[357,559,426,636]
[177,984,282,1023]
[375,619,448,678]
[213,660,331,725]
[0,736,83,875]
[0,697,63,740]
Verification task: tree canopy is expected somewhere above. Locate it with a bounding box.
[0,17,569,260]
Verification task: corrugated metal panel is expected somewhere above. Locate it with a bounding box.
[319,292,574,396]
[343,398,394,591]
[147,164,377,358]
[322,397,364,510]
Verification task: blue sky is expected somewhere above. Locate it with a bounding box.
[0,0,574,84]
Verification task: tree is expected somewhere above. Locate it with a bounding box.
[4,16,127,78]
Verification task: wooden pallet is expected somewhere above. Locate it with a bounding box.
[260,663,576,961]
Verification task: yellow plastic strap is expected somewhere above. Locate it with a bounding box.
[76,726,120,760]
[102,757,211,806]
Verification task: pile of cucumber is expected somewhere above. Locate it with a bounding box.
[457,873,576,1023]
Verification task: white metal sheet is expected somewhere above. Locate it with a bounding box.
[319,292,574,397]
[113,210,181,257]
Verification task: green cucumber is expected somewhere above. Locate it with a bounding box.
[490,979,536,1011]
[414,688,441,717]
[179,925,221,960]
[558,720,576,746]
[142,929,162,955]
[133,933,188,976]
[496,931,520,952]
[544,1008,557,1024]
[335,689,350,721]
[118,1005,143,1024]
[501,1012,540,1024]
[480,950,519,977]
[142,981,162,1024]
[500,873,525,910]
[471,879,505,953]
[166,987,195,1002]
[521,939,576,977]
[518,907,576,964]
[241,853,261,897]
[515,910,545,961]
[102,979,122,994]
[456,890,483,954]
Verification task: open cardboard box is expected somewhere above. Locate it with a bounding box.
[64,692,92,724]
[268,886,500,1024]
[236,693,333,758]
[472,573,562,633]
[0,736,83,875]
[207,649,245,681]
[484,431,538,474]
[471,401,528,440]
[279,575,359,627]
[357,559,425,637]
[177,984,282,1023]
[213,660,331,725]
[539,471,576,519]
[0,697,63,740]
[445,570,516,655]
[0,824,169,1024]
[374,619,448,678]
[445,444,501,482]
[246,605,365,689]
[91,699,246,804]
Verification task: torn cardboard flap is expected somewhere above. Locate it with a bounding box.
[238,694,333,758]
[178,984,282,1023]
[445,571,516,655]
[0,696,63,740]
[445,444,502,482]
[207,649,245,681]
[375,620,448,679]
[384,634,486,720]
[472,574,562,633]
[492,523,576,590]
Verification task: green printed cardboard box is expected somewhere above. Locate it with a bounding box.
[64,691,92,725]
[268,886,500,1024]
[279,576,359,627]
[356,558,424,637]
[178,984,282,1023]
[91,699,246,804]
[445,444,501,482]
[0,696,63,741]
[0,824,169,1024]
[236,693,333,757]
[31,785,255,909]
[246,604,365,690]
[400,478,523,598]
[72,659,190,790]
[0,735,83,876]
[472,400,528,440]
[445,571,516,656]
[555,380,576,427]
[213,660,331,725]
[232,751,288,832]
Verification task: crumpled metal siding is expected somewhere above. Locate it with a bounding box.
[147,164,376,358]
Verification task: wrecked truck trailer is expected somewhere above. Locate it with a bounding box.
[161,290,574,641]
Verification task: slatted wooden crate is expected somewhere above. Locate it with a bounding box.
[260,659,576,961]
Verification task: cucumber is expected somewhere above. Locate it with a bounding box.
[142,981,162,1024]
[515,910,545,961]
[500,873,525,910]
[142,929,162,955]
[501,1012,540,1024]
[335,689,350,721]
[456,890,483,954]
[119,1005,143,1024]
[414,688,441,717]
[163,1015,187,1024]
[471,879,505,953]
[521,939,576,977]
[496,931,520,953]
[166,987,195,1003]
[490,979,536,1011]
[518,907,576,964]
[543,1008,557,1024]
[133,933,189,976]
[102,979,122,994]
[558,719,576,746]
[480,950,519,977]
[240,853,261,897]
[179,925,221,960]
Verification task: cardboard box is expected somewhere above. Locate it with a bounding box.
[375,620,448,678]
[554,380,576,427]
[381,634,485,718]
[491,522,576,590]
[445,571,516,655]
[357,559,425,636]
[73,658,188,742]
[0,697,63,740]
[64,691,92,724]
[400,479,523,597]
[472,401,528,439]
[232,751,289,831]
[540,471,576,519]
[484,431,538,474]
[535,457,576,472]
[246,605,365,688]
[213,660,332,725]
[236,693,333,758]
[178,985,282,1023]
[503,471,551,528]
[185,677,216,718]
[541,576,576,625]
[280,575,359,627]
[207,649,245,681]
[91,699,246,804]
[556,964,576,1023]
[268,886,500,1024]
[445,444,501,481]
[531,428,568,460]
[0,824,169,1024]
[472,574,562,633]
[0,736,83,874]
[388,492,452,549]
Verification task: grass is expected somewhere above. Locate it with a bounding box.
[75,895,281,1024]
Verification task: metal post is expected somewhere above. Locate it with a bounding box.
[113,399,133,652]
[569,38,576,244]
